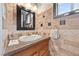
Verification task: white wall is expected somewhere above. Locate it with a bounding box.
[0,3,3,55]
[0,4,5,56]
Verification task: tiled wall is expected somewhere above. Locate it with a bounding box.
[53,13,79,30]
[36,7,53,30]
[50,30,79,55]
[4,3,16,32]
[4,3,53,39]
[50,4,79,55]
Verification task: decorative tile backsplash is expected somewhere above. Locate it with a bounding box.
[36,7,53,30]
[8,30,50,40]
[60,20,65,25]
[48,22,51,26]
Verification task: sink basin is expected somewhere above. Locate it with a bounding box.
[19,35,42,42]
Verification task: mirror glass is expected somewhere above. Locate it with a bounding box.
[17,5,35,30]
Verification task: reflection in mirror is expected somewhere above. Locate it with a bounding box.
[21,10,24,28]
[25,14,31,25]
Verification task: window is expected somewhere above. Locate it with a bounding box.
[54,3,79,18]
[73,4,79,10]
[58,3,72,15]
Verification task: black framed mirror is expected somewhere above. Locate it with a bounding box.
[17,5,35,30]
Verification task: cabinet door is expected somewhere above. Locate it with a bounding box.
[43,50,49,56]
[38,39,49,56]
[32,51,39,56]
[14,45,38,56]
[14,38,49,56]
[39,46,49,56]
[37,39,49,50]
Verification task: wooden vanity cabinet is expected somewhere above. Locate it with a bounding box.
[14,38,50,56]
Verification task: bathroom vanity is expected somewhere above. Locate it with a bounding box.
[4,37,50,56]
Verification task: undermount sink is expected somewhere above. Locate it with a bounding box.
[19,35,42,42]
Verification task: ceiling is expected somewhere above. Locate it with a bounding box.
[17,3,53,14]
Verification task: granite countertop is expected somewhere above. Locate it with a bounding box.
[4,37,50,56]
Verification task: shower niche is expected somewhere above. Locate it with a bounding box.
[17,5,35,30]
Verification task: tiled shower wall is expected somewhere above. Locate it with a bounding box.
[50,4,79,55]
[53,13,79,30]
